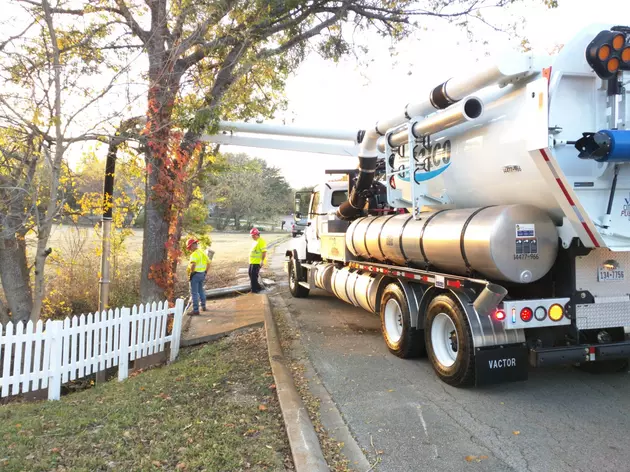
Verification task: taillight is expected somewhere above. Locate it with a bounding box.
[534,306,547,321]
[520,307,533,322]
[494,310,506,321]
[549,304,564,321]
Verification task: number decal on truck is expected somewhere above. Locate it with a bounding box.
[513,254,540,260]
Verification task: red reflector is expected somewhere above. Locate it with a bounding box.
[404,272,414,279]
[495,310,506,321]
[421,276,429,282]
[446,280,462,288]
[520,307,533,322]
[589,347,596,354]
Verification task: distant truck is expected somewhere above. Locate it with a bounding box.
[291,192,311,237]
[205,23,630,387]
[291,219,307,238]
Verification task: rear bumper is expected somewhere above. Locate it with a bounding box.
[530,340,630,367]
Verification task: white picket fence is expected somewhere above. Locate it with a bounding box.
[0,298,184,400]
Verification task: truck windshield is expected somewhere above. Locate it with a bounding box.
[331,190,348,207]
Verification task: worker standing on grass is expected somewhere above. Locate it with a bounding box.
[249,228,267,294]
[187,238,210,315]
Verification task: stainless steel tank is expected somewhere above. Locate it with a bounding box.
[345,205,558,283]
[312,263,379,313]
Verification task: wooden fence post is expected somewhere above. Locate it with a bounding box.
[48,320,64,401]
[170,299,184,362]
[118,307,131,381]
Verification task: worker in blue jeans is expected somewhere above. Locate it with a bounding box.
[187,238,210,315]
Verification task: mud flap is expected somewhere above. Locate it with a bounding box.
[475,344,529,386]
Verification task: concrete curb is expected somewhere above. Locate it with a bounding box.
[269,294,373,472]
[263,295,329,472]
[181,321,264,347]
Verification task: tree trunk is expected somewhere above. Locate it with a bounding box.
[167,146,209,296]
[140,158,171,302]
[0,235,32,323]
[0,297,9,326]
[139,39,179,303]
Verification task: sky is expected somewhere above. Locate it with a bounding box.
[3,0,630,189]
[220,0,630,188]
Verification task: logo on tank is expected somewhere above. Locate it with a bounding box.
[395,140,452,183]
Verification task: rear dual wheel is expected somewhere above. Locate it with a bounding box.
[424,294,475,387]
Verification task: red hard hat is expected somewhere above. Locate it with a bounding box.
[250,228,260,236]
[186,238,198,249]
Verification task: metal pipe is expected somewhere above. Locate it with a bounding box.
[372,52,536,136]
[336,128,379,220]
[336,55,532,220]
[203,284,252,299]
[377,96,484,152]
[217,120,359,142]
[201,133,358,157]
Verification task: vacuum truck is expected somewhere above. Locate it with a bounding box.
[204,23,630,387]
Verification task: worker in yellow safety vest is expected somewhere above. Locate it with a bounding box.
[187,238,210,315]
[248,228,267,294]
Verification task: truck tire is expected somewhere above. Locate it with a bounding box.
[288,258,309,298]
[379,283,425,358]
[425,294,475,387]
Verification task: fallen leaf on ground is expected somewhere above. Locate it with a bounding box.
[258,404,267,411]
[513,431,520,436]
[176,463,187,470]
[465,455,488,463]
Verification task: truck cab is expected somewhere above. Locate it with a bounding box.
[291,180,348,256]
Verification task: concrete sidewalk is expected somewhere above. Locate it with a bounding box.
[181,293,265,346]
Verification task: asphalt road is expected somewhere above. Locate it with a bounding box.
[269,242,630,472]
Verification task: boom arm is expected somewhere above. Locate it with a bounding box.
[201,130,358,157]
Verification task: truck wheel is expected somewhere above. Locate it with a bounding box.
[380,283,425,358]
[425,294,475,387]
[289,258,309,298]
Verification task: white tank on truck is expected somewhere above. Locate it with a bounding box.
[203,22,630,387]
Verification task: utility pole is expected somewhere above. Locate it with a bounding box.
[96,117,143,384]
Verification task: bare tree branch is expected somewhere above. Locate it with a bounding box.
[114,0,151,44]
[0,19,36,52]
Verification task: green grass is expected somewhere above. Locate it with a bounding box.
[0,329,292,472]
